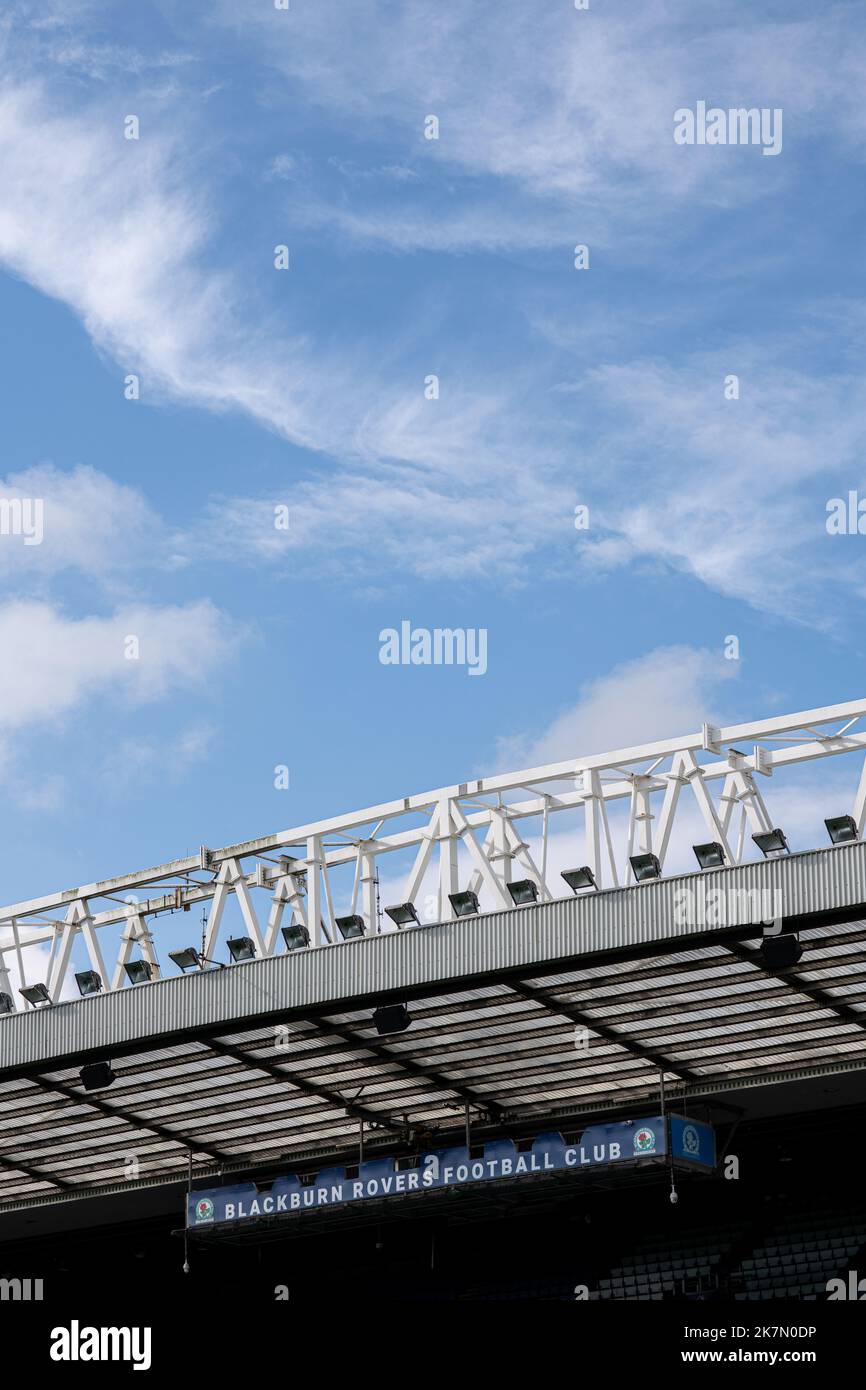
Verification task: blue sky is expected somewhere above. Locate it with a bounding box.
[2,0,866,933]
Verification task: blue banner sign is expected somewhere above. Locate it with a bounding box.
[187,1113,712,1228]
[669,1115,716,1168]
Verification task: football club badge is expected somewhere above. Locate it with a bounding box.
[633,1126,657,1155]
[195,1197,215,1223]
[682,1124,701,1156]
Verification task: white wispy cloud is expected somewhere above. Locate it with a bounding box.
[495,645,740,770]
[198,466,566,584]
[207,0,866,252]
[97,721,217,793]
[2,5,866,619]
[192,327,866,611]
[0,599,235,730]
[0,76,332,452]
[0,463,174,583]
[0,73,535,483]
[571,350,866,621]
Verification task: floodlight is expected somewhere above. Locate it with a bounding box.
[336,914,366,940]
[124,960,153,985]
[19,983,51,1007]
[693,842,726,871]
[281,922,310,951]
[80,1061,115,1091]
[227,936,256,963]
[561,866,597,893]
[761,933,802,970]
[629,853,661,882]
[507,878,539,906]
[372,1003,411,1035]
[75,970,103,997]
[448,890,480,917]
[384,902,420,928]
[169,947,202,972]
[752,829,789,857]
[0,993,14,1014]
[825,814,858,846]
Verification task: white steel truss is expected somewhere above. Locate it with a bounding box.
[3,698,866,1007]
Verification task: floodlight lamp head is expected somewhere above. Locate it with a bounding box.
[169,947,203,973]
[448,890,480,918]
[336,915,366,941]
[507,878,539,906]
[19,983,51,1007]
[124,960,153,986]
[384,902,420,928]
[226,936,257,963]
[825,815,858,846]
[752,829,789,858]
[561,866,597,893]
[629,853,661,883]
[693,842,726,871]
[75,970,103,997]
[281,922,310,951]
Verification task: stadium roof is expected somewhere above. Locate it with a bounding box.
[4,697,866,1004]
[2,843,866,1216]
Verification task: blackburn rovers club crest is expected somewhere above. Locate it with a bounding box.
[195,1197,215,1223]
[633,1126,657,1155]
[682,1124,700,1156]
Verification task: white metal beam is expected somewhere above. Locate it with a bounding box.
[2,698,865,1002]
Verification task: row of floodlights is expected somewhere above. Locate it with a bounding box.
[348,815,858,933]
[627,814,858,883]
[3,817,855,1013]
[437,816,855,911]
[437,817,859,916]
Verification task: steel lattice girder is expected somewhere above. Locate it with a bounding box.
[3,698,866,1004]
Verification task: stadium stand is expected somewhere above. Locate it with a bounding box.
[734,1209,866,1301]
[2,1099,864,1303]
[593,1223,742,1301]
